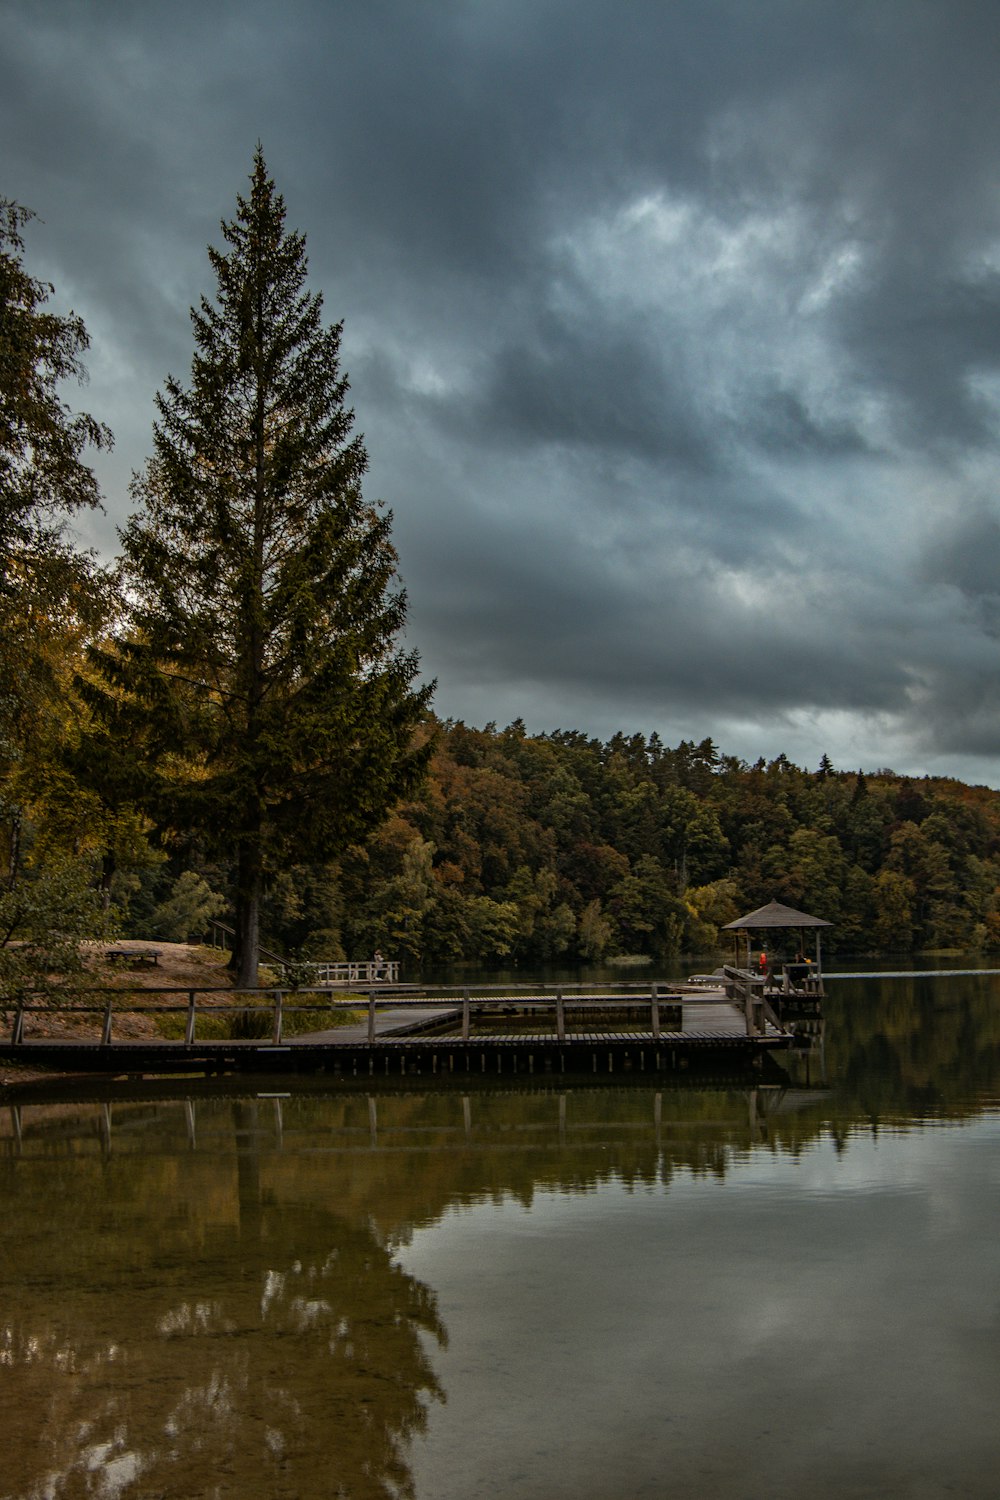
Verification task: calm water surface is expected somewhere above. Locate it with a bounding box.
[2,973,999,1499]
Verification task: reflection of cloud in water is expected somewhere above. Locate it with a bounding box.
[402,1116,1000,1500]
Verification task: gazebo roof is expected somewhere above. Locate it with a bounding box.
[722,899,832,931]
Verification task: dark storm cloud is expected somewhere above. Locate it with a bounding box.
[4,0,1000,782]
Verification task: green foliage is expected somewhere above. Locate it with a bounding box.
[0,199,112,533]
[0,856,116,1004]
[323,722,1000,966]
[0,198,115,892]
[149,870,226,942]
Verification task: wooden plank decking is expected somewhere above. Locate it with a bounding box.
[0,984,792,1079]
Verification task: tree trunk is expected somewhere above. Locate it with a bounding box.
[100,850,116,911]
[6,808,21,890]
[234,831,262,989]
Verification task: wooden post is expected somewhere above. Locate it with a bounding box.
[272,990,284,1045]
[185,990,197,1046]
[651,983,660,1040]
[743,978,755,1037]
[462,990,470,1042]
[368,991,377,1045]
[556,990,565,1042]
[101,994,114,1046]
[11,1003,24,1045]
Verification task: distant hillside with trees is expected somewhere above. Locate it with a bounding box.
[320,722,1000,964]
[114,719,998,967]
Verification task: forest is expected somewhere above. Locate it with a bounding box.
[116,720,1000,966]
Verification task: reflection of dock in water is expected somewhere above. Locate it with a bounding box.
[0,1080,832,1162]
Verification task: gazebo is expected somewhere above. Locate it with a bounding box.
[722,899,832,992]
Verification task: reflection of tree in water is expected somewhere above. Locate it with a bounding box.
[0,1101,445,1500]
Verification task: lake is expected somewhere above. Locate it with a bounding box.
[2,971,999,1499]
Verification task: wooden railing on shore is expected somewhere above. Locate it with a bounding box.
[206,922,399,985]
[312,960,401,985]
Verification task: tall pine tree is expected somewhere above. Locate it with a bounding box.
[115,150,431,984]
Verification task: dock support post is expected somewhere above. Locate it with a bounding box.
[100,995,114,1046]
[272,990,284,1045]
[651,983,660,1041]
[185,990,197,1046]
[368,991,377,1045]
[556,990,565,1042]
[11,1003,24,1045]
[462,990,470,1042]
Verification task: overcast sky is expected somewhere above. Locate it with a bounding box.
[5,0,1000,784]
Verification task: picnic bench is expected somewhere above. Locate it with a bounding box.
[104,947,162,967]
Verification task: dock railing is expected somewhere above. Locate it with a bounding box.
[2,977,788,1049]
[721,966,785,1037]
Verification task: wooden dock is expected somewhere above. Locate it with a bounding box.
[0,973,793,1080]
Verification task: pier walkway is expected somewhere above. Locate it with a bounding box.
[0,975,792,1079]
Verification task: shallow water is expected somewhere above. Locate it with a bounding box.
[2,973,999,1498]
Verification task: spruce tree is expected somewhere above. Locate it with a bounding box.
[116,150,431,984]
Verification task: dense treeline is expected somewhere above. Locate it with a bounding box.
[328,723,1000,963]
[114,719,1000,965]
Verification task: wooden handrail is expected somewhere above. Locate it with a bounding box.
[206,922,401,985]
[2,984,762,1048]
